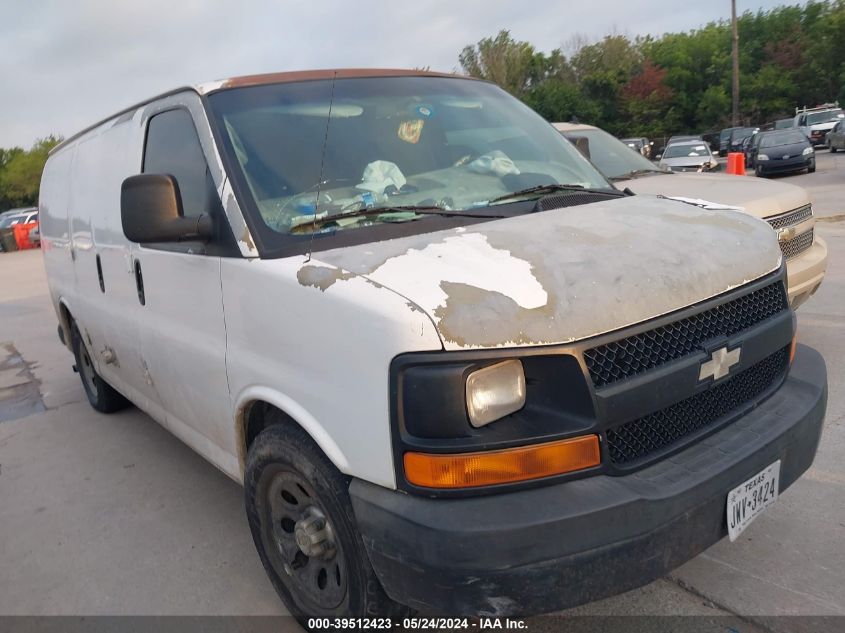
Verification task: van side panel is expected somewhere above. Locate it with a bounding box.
[39,146,75,337]
[66,115,168,414]
[221,256,444,488]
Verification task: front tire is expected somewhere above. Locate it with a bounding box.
[755,165,765,178]
[808,161,816,173]
[244,421,406,627]
[70,322,129,413]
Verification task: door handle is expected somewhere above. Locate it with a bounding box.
[134,258,145,306]
[96,254,105,293]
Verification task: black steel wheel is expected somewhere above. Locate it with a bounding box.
[70,321,129,413]
[244,418,407,627]
[263,469,347,611]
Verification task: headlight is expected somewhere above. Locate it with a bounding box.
[802,147,814,155]
[465,360,526,428]
[757,154,769,161]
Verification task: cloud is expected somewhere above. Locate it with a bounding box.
[1,0,791,148]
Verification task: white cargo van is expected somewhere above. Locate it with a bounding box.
[40,69,827,624]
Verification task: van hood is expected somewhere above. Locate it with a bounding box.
[299,196,782,351]
[810,120,839,132]
[618,172,809,219]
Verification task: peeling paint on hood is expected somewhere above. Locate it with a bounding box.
[304,196,782,350]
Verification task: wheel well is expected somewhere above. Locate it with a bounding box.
[58,302,73,349]
[242,400,301,462]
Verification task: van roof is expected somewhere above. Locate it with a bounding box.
[50,68,471,155]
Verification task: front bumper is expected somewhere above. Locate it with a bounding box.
[786,236,828,308]
[758,155,814,174]
[351,344,827,616]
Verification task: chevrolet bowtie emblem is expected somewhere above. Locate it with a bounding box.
[699,346,741,382]
[777,226,797,242]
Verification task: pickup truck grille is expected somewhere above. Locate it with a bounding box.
[766,205,812,230]
[584,280,788,387]
[606,346,789,465]
[780,228,814,260]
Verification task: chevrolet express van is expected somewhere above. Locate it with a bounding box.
[40,70,827,623]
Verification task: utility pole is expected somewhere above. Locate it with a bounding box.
[731,0,740,126]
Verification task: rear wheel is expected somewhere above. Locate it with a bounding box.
[244,421,406,628]
[831,146,838,153]
[70,322,129,413]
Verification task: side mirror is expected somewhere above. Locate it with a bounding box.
[121,174,213,243]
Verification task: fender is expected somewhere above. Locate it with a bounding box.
[234,385,351,479]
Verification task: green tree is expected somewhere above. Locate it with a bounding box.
[0,136,62,210]
[523,81,602,124]
[459,30,568,97]
[461,2,845,138]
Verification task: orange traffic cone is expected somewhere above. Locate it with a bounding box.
[726,152,746,175]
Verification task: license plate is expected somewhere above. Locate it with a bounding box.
[727,460,780,541]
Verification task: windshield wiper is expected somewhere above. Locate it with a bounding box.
[610,168,668,181]
[289,205,504,233]
[490,183,620,203]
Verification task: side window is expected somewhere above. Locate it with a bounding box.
[143,109,210,218]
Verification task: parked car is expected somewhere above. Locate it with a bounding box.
[719,127,741,156]
[745,131,766,167]
[753,129,816,177]
[0,208,37,228]
[621,137,651,158]
[40,70,827,623]
[667,134,702,144]
[29,224,40,247]
[657,140,720,172]
[0,209,39,252]
[794,103,843,147]
[729,127,758,153]
[826,119,845,152]
[554,122,827,308]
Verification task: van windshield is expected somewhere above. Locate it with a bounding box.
[806,110,842,125]
[207,76,613,248]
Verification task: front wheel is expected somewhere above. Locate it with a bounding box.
[755,165,765,178]
[808,161,816,173]
[70,322,129,413]
[831,146,838,153]
[244,421,406,627]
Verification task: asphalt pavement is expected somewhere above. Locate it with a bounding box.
[0,151,842,630]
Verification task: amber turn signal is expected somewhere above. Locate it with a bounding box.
[789,330,798,364]
[403,435,601,489]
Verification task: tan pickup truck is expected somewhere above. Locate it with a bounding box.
[554,122,828,308]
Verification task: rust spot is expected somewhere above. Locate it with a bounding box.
[297,265,355,291]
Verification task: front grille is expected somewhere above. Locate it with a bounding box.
[606,346,789,465]
[780,228,814,260]
[767,205,812,230]
[584,280,788,387]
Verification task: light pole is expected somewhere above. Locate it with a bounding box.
[731,0,740,126]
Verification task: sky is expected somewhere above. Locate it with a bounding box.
[1,0,795,148]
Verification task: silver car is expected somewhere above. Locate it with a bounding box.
[827,119,845,152]
[658,140,720,172]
